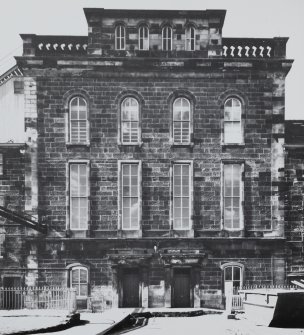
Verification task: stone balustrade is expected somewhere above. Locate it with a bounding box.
[222,38,275,58]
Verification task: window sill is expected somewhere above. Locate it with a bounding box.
[66,142,90,148]
[171,142,194,148]
[222,143,245,148]
[118,142,143,147]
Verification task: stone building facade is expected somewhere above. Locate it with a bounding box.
[0,8,296,310]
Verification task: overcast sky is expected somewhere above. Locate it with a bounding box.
[0,0,303,119]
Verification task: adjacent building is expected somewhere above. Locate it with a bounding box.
[0,8,296,310]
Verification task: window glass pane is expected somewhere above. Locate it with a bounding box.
[173,164,191,229]
[70,164,88,229]
[224,109,233,121]
[80,269,88,282]
[71,283,80,296]
[0,154,3,175]
[233,267,241,281]
[121,98,139,143]
[79,284,88,296]
[130,198,138,221]
[122,164,139,229]
[71,269,79,282]
[225,267,232,280]
[224,164,242,229]
[69,97,87,143]
[224,98,242,144]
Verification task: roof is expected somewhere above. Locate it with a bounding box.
[83,8,227,28]
[0,65,23,86]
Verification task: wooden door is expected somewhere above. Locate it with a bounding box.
[173,269,191,307]
[122,269,140,307]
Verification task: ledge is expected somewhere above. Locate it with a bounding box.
[221,143,245,148]
[171,142,194,148]
[66,142,90,148]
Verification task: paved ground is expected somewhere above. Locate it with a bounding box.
[127,314,304,335]
[0,310,70,335]
[1,309,304,335]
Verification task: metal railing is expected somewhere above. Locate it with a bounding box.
[0,287,76,312]
[231,294,244,311]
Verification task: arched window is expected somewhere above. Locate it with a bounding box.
[115,25,125,50]
[173,98,191,144]
[222,263,243,294]
[162,26,172,51]
[224,98,243,144]
[185,26,195,51]
[69,97,88,144]
[121,97,140,144]
[70,266,88,298]
[138,25,149,50]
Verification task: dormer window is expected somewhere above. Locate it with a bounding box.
[115,25,125,50]
[162,26,172,51]
[185,26,195,51]
[138,25,149,50]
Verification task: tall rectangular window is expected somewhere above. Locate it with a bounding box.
[70,163,89,230]
[173,163,191,229]
[122,163,139,229]
[0,154,3,175]
[223,164,243,230]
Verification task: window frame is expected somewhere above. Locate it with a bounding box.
[115,24,126,50]
[68,161,90,231]
[68,96,89,145]
[171,161,193,230]
[138,25,149,50]
[221,262,244,294]
[185,26,195,51]
[172,97,192,145]
[221,162,244,231]
[120,97,140,145]
[70,266,89,299]
[118,160,142,231]
[162,26,173,51]
[0,153,3,176]
[223,97,244,145]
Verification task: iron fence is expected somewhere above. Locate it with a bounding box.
[0,287,76,312]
